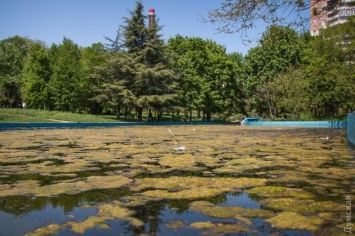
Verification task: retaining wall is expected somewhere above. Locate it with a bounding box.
[348,112,355,146]
[244,120,347,128]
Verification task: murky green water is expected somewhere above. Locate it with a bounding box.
[0,126,354,235]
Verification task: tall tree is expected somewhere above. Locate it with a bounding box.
[123,1,147,54]
[168,35,244,121]
[93,50,136,118]
[0,36,33,108]
[120,1,176,121]
[104,28,124,52]
[303,17,355,117]
[48,38,85,111]
[243,26,304,118]
[22,42,51,109]
[80,43,109,114]
[267,67,309,120]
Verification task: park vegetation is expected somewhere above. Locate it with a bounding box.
[0,1,354,121]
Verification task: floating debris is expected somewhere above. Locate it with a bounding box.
[172,145,185,151]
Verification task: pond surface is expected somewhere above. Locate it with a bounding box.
[0,125,354,236]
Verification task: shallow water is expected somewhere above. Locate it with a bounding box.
[0,191,312,236]
[0,126,354,235]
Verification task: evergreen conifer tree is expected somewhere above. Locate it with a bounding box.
[121,1,177,121]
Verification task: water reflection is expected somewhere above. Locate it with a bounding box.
[0,190,313,236]
[0,188,131,217]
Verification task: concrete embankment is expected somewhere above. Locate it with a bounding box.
[348,112,355,146]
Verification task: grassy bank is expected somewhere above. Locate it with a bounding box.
[0,109,119,122]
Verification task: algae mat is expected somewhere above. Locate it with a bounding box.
[0,125,354,235]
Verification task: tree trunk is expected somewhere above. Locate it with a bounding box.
[157,110,163,121]
[206,111,211,122]
[116,105,121,119]
[147,109,153,122]
[136,107,143,121]
[124,106,129,120]
[267,98,274,120]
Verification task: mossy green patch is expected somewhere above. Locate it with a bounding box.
[67,216,107,234]
[97,202,134,219]
[24,223,61,236]
[189,201,274,218]
[260,198,344,213]
[235,216,254,226]
[134,176,266,199]
[166,220,186,229]
[159,153,220,169]
[48,201,143,235]
[190,221,249,234]
[266,211,324,231]
[141,188,230,199]
[190,221,215,229]
[120,195,161,207]
[98,223,111,230]
[0,176,132,197]
[134,176,267,192]
[212,223,249,234]
[247,186,314,199]
[97,201,144,227]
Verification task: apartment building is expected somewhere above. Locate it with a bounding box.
[310,0,355,36]
[327,0,355,26]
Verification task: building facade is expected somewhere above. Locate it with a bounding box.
[327,0,355,27]
[310,0,328,36]
[310,0,355,36]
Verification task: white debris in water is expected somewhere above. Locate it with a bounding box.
[173,146,185,152]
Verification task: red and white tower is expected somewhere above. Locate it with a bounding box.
[148,8,156,27]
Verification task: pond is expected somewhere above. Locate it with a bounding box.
[0,125,353,235]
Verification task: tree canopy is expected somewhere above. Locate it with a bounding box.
[0,36,34,108]
[0,2,354,121]
[167,35,244,121]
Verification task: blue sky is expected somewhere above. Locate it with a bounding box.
[0,0,293,55]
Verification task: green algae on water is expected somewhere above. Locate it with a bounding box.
[260,198,344,213]
[134,176,267,199]
[266,211,324,231]
[190,221,249,234]
[67,216,107,234]
[247,186,314,199]
[189,201,274,218]
[166,220,186,229]
[0,176,132,197]
[24,224,61,236]
[0,126,353,235]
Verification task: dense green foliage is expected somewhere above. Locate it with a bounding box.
[0,36,34,108]
[168,35,245,121]
[0,2,354,121]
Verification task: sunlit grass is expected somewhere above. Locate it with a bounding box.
[0,109,118,122]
